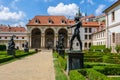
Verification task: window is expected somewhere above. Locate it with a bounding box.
[112,11,115,21]
[84,28,87,33]
[84,43,87,48]
[89,43,91,48]
[16,37,18,39]
[35,19,40,24]
[112,33,115,43]
[85,35,87,40]
[48,18,53,24]
[5,37,7,39]
[76,42,79,46]
[89,28,92,33]
[61,19,66,24]
[22,37,24,39]
[89,35,92,39]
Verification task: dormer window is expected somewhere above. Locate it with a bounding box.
[61,19,66,24]
[48,18,53,24]
[35,19,40,24]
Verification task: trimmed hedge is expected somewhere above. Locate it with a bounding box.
[0,50,36,63]
[93,65,120,75]
[69,70,85,80]
[89,45,105,52]
[58,56,67,70]
[0,45,6,51]
[86,69,110,80]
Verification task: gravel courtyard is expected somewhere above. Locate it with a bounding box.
[0,50,55,80]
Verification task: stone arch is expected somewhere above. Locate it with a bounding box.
[58,28,68,48]
[45,28,54,48]
[31,28,41,48]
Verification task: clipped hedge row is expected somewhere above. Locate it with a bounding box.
[0,50,36,63]
[89,45,105,52]
[84,57,103,62]
[69,70,85,80]
[93,65,120,75]
[0,45,6,51]
[86,69,110,80]
[58,56,67,70]
[84,62,106,68]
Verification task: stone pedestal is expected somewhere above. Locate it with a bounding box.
[7,49,16,57]
[58,49,65,57]
[24,48,29,52]
[66,50,84,74]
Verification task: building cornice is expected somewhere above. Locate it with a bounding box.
[107,22,120,29]
[103,0,120,13]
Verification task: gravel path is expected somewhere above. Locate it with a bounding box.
[0,50,55,80]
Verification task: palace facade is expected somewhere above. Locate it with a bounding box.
[0,25,27,49]
[26,15,103,50]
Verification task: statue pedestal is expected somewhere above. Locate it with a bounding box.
[24,48,29,52]
[58,49,65,57]
[66,50,84,74]
[7,49,16,57]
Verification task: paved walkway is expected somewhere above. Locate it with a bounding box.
[0,50,55,80]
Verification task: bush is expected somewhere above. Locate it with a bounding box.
[0,50,36,63]
[93,66,120,75]
[89,45,105,52]
[104,48,111,53]
[69,70,85,80]
[86,69,109,80]
[58,56,67,70]
[0,45,6,51]
[115,45,120,53]
[84,62,106,68]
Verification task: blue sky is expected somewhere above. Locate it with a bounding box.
[0,0,118,26]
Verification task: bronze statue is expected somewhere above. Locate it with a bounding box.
[7,35,16,57]
[67,17,82,51]
[58,34,64,50]
[8,35,15,50]
[24,41,29,52]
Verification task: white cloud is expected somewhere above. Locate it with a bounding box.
[87,0,95,5]
[0,5,25,21]
[95,4,106,15]
[80,0,85,4]
[47,3,79,17]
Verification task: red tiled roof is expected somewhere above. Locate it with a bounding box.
[27,15,105,27]
[82,22,105,27]
[0,25,26,32]
[27,15,69,26]
[81,14,95,21]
